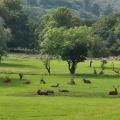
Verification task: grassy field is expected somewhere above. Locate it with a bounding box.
[0,54,120,120]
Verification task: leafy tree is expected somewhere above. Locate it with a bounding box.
[61,26,93,74]
[41,55,51,75]
[93,14,120,56]
[91,36,110,58]
[0,0,35,49]
[41,28,64,55]
[0,17,11,62]
[41,26,93,74]
[39,8,97,74]
[0,49,7,63]
[52,7,72,28]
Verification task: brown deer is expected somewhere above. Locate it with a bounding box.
[46,90,54,94]
[83,79,91,84]
[37,90,54,95]
[51,83,59,87]
[109,86,119,95]
[23,80,31,84]
[19,73,23,80]
[37,90,48,95]
[113,69,120,74]
[68,79,76,85]
[59,89,69,93]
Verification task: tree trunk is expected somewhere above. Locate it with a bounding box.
[89,58,93,68]
[67,60,77,75]
[45,64,51,75]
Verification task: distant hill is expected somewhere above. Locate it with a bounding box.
[21,0,120,21]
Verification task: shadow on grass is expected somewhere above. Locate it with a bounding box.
[0,63,37,68]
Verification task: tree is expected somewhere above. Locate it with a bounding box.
[0,0,35,49]
[0,49,7,63]
[41,55,51,75]
[41,28,64,55]
[39,7,96,74]
[41,26,93,74]
[0,17,11,62]
[91,36,110,58]
[93,14,120,56]
[52,7,72,28]
[61,26,93,74]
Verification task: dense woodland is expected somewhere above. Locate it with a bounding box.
[0,0,120,72]
[21,0,120,21]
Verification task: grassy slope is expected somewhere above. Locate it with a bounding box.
[0,54,120,120]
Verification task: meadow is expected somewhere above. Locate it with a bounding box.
[0,54,120,120]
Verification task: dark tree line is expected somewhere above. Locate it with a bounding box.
[0,0,36,49]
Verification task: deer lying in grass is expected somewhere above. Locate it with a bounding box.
[59,89,69,93]
[51,83,59,87]
[23,80,31,84]
[37,90,54,95]
[113,69,120,74]
[46,90,54,94]
[109,86,119,95]
[37,90,48,95]
[83,79,91,84]
[68,79,76,85]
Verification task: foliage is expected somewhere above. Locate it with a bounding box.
[93,14,120,56]
[0,17,11,62]
[41,25,94,74]
[52,7,72,28]
[21,0,119,20]
[0,0,35,49]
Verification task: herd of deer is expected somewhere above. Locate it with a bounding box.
[3,73,119,96]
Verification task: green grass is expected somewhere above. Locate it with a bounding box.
[0,54,120,120]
